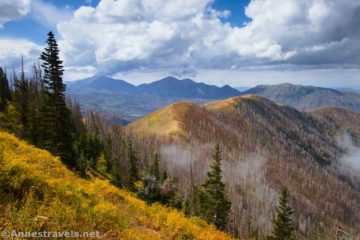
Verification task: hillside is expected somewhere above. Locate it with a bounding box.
[0,131,233,239]
[309,106,360,143]
[242,83,360,112]
[127,95,360,238]
[127,102,199,139]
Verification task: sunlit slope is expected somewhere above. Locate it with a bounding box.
[0,131,233,240]
[127,102,198,139]
[204,94,258,111]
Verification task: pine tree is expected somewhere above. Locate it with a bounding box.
[128,140,139,190]
[0,67,11,112]
[39,31,75,166]
[268,188,295,240]
[14,64,30,138]
[27,65,42,145]
[150,151,160,181]
[196,143,231,230]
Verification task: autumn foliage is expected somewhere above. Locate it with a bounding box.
[0,131,233,239]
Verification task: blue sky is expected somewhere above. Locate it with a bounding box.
[0,0,360,87]
[0,0,251,44]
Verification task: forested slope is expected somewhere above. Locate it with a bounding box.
[127,95,360,238]
[0,131,233,240]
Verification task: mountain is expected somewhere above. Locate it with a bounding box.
[0,131,233,240]
[69,91,209,123]
[137,76,240,99]
[67,75,137,93]
[235,87,251,92]
[242,83,360,112]
[336,87,360,94]
[67,76,240,123]
[69,76,240,99]
[127,95,360,238]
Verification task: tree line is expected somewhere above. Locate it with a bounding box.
[0,31,295,239]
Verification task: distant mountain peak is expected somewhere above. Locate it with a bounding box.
[242,83,360,112]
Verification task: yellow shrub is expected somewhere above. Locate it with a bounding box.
[0,131,234,239]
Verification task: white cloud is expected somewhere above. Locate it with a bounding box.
[30,0,72,29]
[55,0,360,79]
[0,0,31,27]
[0,38,42,69]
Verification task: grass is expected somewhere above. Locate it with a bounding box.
[127,102,196,139]
[0,131,233,239]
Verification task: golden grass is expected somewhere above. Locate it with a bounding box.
[0,131,233,239]
[126,102,197,139]
[204,95,259,111]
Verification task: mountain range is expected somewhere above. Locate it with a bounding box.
[68,77,360,123]
[242,83,360,112]
[127,95,360,238]
[68,76,240,99]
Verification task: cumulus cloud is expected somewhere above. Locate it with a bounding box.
[55,0,360,78]
[0,0,31,28]
[0,38,42,69]
[241,0,360,66]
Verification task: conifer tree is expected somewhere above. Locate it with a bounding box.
[196,143,231,230]
[150,151,160,181]
[268,188,295,240]
[0,67,11,112]
[27,65,42,145]
[128,140,139,190]
[39,31,75,166]
[14,66,30,138]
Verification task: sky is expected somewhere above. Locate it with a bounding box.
[0,0,360,88]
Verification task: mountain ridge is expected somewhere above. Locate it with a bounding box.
[241,83,360,112]
[126,95,360,237]
[69,76,240,99]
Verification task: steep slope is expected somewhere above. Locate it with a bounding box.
[242,83,360,112]
[309,106,360,145]
[0,131,233,240]
[127,102,199,139]
[136,76,240,99]
[126,95,360,238]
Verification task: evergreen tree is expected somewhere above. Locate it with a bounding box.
[268,188,295,240]
[162,170,168,182]
[27,66,42,145]
[14,74,30,138]
[196,143,231,230]
[39,31,75,166]
[103,136,112,173]
[74,127,89,174]
[0,67,11,112]
[128,140,139,190]
[150,151,160,181]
